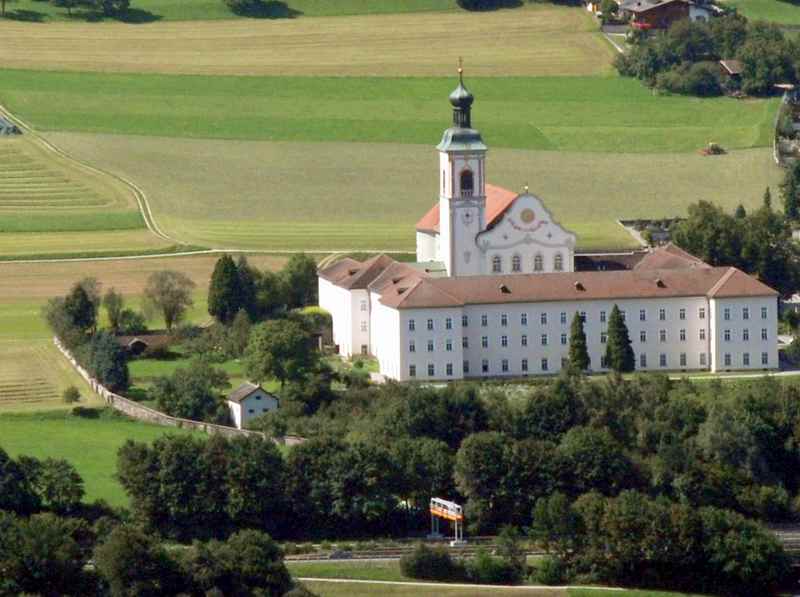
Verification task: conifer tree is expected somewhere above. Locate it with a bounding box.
[604,304,635,373]
[734,204,747,219]
[764,186,772,210]
[208,255,242,324]
[780,163,800,220]
[236,255,258,320]
[568,312,590,372]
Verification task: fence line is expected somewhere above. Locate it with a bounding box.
[53,337,304,446]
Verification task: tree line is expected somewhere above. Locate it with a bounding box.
[616,15,799,97]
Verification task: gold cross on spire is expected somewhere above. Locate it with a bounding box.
[458,57,464,83]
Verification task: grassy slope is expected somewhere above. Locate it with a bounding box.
[1,0,460,23]
[0,71,776,153]
[0,410,197,505]
[721,0,800,25]
[48,133,782,252]
[299,583,704,596]
[0,7,610,77]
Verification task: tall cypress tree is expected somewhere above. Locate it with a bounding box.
[604,304,635,373]
[237,255,258,320]
[780,163,800,220]
[568,312,590,372]
[208,255,242,324]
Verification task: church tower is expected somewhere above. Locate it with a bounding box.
[437,66,487,277]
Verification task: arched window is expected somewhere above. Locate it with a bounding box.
[533,254,543,272]
[554,253,564,272]
[460,170,474,197]
[492,255,502,273]
[511,254,521,272]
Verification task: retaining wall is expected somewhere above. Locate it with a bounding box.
[54,337,304,447]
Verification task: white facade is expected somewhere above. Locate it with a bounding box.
[227,388,279,429]
[318,278,371,357]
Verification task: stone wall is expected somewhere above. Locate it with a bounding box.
[54,338,304,447]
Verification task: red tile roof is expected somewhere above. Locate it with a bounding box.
[318,254,395,290]
[633,243,710,271]
[415,184,519,234]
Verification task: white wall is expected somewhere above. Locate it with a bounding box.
[397,307,465,382]
[234,390,279,430]
[228,402,243,429]
[710,296,778,372]
[370,291,403,380]
[319,278,354,356]
[416,231,439,262]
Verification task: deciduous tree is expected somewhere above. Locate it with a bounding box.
[143,270,195,330]
[103,288,125,333]
[245,319,316,387]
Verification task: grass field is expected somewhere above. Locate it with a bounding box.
[0,71,776,154]
[0,7,610,77]
[0,0,462,23]
[721,0,800,25]
[0,410,198,505]
[47,133,783,251]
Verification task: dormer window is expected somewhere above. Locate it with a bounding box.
[460,169,474,197]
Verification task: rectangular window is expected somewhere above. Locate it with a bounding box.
[600,355,608,368]
[724,353,731,367]
[601,332,607,344]
[699,328,706,341]
[501,313,508,327]
[699,307,706,320]
[541,313,548,325]
[761,328,768,341]
[561,357,569,369]
[360,321,367,332]
[700,352,707,366]
[541,358,549,372]
[561,333,568,346]
[481,359,489,373]
[560,312,567,325]
[659,329,667,343]
[580,311,587,323]
[679,308,686,321]
[743,307,750,321]
[640,353,647,368]
[462,315,469,328]
[724,308,731,321]
[679,329,686,342]
[409,365,416,377]
[446,363,453,376]
[248,409,254,414]
[521,334,528,347]
[743,353,750,367]
[541,334,548,346]
[762,306,768,320]
[743,329,749,341]
[521,358,528,372]
[762,352,769,365]
[659,308,666,321]
[427,319,434,331]
[639,309,646,322]
[360,300,367,312]
[501,335,508,348]
[445,339,453,352]
[521,313,528,326]
[462,337,469,349]
[724,329,731,342]
[680,353,686,367]
[446,317,453,330]
[428,364,435,376]
[463,360,470,374]
[620,310,627,322]
[409,341,416,353]
[501,359,509,373]
[481,314,488,327]
[600,310,607,323]
[481,336,489,349]
[409,319,415,331]
[640,330,647,343]
[660,353,667,368]
[427,340,434,352]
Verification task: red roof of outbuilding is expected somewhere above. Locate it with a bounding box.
[415,184,519,234]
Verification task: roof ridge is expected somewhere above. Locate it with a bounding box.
[707,267,738,297]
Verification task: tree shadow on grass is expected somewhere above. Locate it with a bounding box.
[4,8,47,21]
[230,0,302,19]
[63,7,161,22]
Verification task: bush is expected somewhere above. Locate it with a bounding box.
[63,386,80,404]
[399,544,466,582]
[465,549,524,585]
[533,555,568,585]
[656,62,722,97]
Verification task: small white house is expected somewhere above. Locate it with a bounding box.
[226,382,279,430]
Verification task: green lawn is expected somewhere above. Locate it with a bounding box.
[1,0,460,23]
[0,70,778,154]
[288,560,408,583]
[0,410,198,506]
[721,0,800,25]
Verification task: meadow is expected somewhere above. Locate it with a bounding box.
[0,70,776,154]
[0,6,610,77]
[49,133,782,252]
[720,0,800,25]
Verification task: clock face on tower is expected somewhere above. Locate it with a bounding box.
[461,210,474,226]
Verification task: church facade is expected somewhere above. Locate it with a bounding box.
[318,74,779,381]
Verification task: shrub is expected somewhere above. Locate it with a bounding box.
[62,386,80,404]
[656,62,722,97]
[465,549,524,585]
[533,555,568,585]
[399,544,466,582]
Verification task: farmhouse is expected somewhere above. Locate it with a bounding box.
[318,72,779,381]
[226,382,279,430]
[614,0,710,30]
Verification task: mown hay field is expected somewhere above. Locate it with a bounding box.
[720,0,800,25]
[1,0,460,23]
[0,6,611,77]
[1,71,776,153]
[48,133,783,252]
